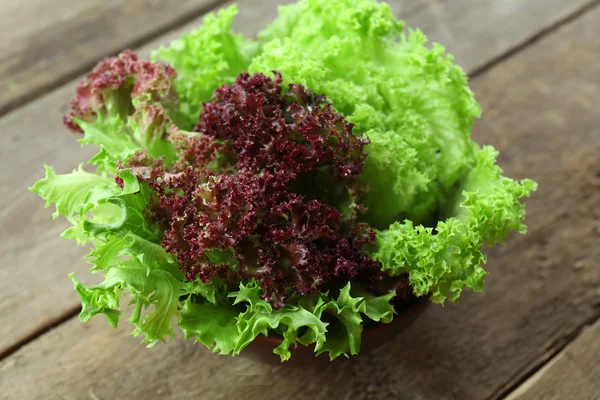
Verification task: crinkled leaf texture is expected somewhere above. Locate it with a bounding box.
[29,0,538,361]
[152,0,537,303]
[245,0,537,302]
[70,258,184,345]
[64,50,179,172]
[179,299,241,355]
[371,147,537,303]
[33,166,182,344]
[30,163,396,359]
[29,164,113,223]
[179,281,393,361]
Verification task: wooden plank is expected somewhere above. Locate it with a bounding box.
[0,0,586,119]
[1,2,600,400]
[0,0,229,116]
[407,0,595,73]
[0,0,433,118]
[504,321,600,400]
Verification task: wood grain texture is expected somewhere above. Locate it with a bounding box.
[0,0,229,116]
[504,321,600,400]
[407,0,595,73]
[2,3,600,400]
[0,0,433,118]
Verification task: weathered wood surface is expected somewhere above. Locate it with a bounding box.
[0,0,588,118]
[0,0,434,118]
[505,321,600,400]
[0,0,233,117]
[407,0,596,73]
[1,0,595,359]
[1,2,599,400]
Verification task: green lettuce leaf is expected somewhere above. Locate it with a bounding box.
[179,298,241,355]
[76,114,139,173]
[352,286,396,324]
[70,258,185,345]
[86,235,126,273]
[32,164,183,345]
[185,280,221,305]
[80,170,178,274]
[372,147,537,303]
[80,171,158,242]
[29,165,113,223]
[154,5,258,128]
[73,104,176,173]
[313,283,365,359]
[446,146,538,244]
[230,281,328,361]
[122,233,176,268]
[178,280,398,361]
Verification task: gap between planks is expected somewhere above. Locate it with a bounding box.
[0,305,80,361]
[0,0,229,119]
[466,0,600,394]
[2,0,600,392]
[470,0,600,79]
[495,312,600,400]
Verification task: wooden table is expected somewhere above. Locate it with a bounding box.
[1,1,599,399]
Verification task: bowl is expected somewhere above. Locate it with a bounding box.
[243,296,430,367]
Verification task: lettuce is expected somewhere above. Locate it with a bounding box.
[30,96,398,360]
[30,0,536,361]
[246,0,535,302]
[62,50,178,171]
[33,164,184,344]
[250,0,482,229]
[371,148,536,302]
[30,164,113,223]
[70,259,184,345]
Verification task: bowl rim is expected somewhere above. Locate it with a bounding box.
[252,295,430,347]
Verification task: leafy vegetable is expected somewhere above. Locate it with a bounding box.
[133,72,385,308]
[313,283,366,359]
[65,50,178,170]
[178,298,241,354]
[30,165,113,223]
[30,0,536,361]
[179,280,392,361]
[70,258,184,345]
[250,0,482,228]
[371,147,536,302]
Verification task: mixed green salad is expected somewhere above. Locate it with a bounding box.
[30,0,536,361]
